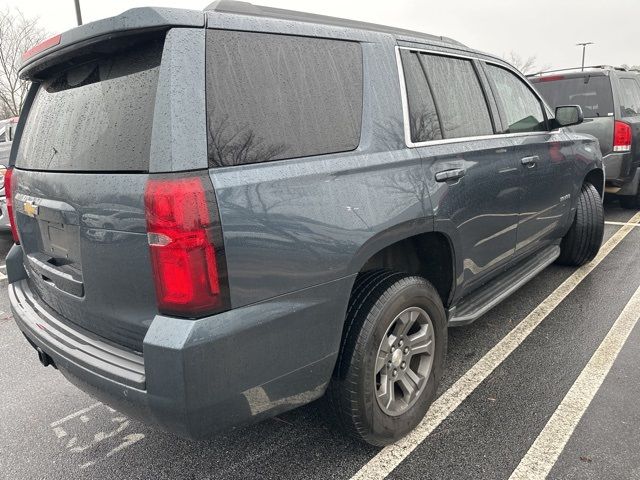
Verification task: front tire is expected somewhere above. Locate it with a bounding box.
[556,183,604,266]
[329,271,447,446]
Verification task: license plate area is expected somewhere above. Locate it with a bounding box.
[42,220,80,263]
[14,194,84,297]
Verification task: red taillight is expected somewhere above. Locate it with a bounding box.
[4,168,19,244]
[22,34,61,62]
[613,121,632,152]
[144,174,229,317]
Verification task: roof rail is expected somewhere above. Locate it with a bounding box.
[204,0,467,47]
[528,65,628,77]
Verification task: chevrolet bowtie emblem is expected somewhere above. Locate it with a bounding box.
[23,201,38,218]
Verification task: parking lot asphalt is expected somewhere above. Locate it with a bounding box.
[1,202,639,480]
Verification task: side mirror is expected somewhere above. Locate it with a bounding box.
[554,105,584,128]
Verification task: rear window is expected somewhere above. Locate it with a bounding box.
[422,54,493,139]
[16,38,163,171]
[618,77,640,118]
[399,50,493,142]
[205,30,363,167]
[400,50,442,143]
[532,76,614,118]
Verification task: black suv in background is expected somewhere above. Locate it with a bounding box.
[530,66,640,208]
[8,1,604,446]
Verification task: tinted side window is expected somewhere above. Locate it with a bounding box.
[619,78,640,117]
[420,54,493,139]
[206,30,362,167]
[486,65,545,133]
[400,50,442,143]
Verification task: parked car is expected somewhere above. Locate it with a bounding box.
[530,66,640,208]
[0,117,19,231]
[0,117,18,161]
[7,1,604,446]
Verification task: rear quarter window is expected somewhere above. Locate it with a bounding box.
[205,30,363,167]
[618,77,640,118]
[16,38,163,172]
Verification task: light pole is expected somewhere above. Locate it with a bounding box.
[74,0,83,26]
[576,42,594,71]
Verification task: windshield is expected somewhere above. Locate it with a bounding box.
[16,38,163,172]
[532,76,614,118]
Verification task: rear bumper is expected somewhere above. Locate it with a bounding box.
[618,167,640,197]
[603,151,636,185]
[10,276,350,438]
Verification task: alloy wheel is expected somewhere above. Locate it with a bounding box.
[374,306,435,416]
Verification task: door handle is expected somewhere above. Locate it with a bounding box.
[521,156,539,168]
[435,168,466,182]
[27,253,84,297]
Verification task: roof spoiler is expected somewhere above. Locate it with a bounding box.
[19,7,204,80]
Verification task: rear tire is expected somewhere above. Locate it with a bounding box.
[328,270,447,446]
[556,183,604,266]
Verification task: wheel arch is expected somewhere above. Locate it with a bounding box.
[347,222,456,308]
[584,168,605,198]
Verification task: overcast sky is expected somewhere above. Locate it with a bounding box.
[6,0,640,70]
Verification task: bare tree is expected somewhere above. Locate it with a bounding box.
[505,51,547,75]
[0,8,47,118]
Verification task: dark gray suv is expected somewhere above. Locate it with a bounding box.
[7,1,604,446]
[530,66,640,208]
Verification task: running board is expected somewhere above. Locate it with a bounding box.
[448,245,560,327]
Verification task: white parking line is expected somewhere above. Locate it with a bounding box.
[351,211,640,480]
[50,402,102,428]
[605,221,640,227]
[510,282,640,479]
[49,402,146,470]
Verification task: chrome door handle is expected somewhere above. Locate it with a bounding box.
[435,168,466,182]
[521,156,539,168]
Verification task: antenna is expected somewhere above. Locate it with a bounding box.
[576,42,594,71]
